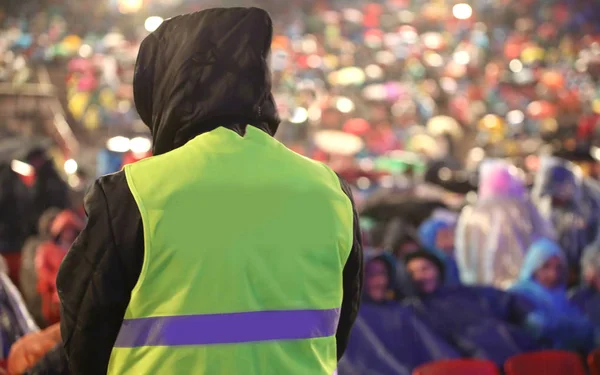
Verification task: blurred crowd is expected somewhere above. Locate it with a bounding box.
[342,157,600,374]
[0,0,599,374]
[1,0,599,158]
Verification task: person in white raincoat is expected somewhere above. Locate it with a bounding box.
[455,160,554,289]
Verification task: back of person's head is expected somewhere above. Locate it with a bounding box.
[133,7,280,155]
[50,210,84,245]
[382,218,420,258]
[24,147,51,170]
[38,208,62,238]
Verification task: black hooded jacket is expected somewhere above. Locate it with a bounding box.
[56,8,362,375]
[0,163,34,253]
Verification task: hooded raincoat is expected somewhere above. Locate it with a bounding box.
[455,160,554,289]
[403,285,538,366]
[418,215,461,287]
[532,157,600,278]
[339,255,459,375]
[56,8,363,375]
[510,238,595,353]
[0,258,38,360]
[570,243,600,329]
[19,208,61,328]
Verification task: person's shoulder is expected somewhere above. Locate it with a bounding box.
[277,145,349,192]
[87,170,130,203]
[568,286,594,301]
[87,170,139,219]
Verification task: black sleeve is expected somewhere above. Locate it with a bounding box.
[335,176,364,360]
[57,172,144,375]
[25,344,68,375]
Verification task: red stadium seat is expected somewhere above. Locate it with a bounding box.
[505,350,586,375]
[588,349,600,375]
[413,359,500,375]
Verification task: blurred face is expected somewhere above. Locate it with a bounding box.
[407,258,440,295]
[366,259,390,302]
[583,266,600,291]
[534,255,564,289]
[435,227,455,254]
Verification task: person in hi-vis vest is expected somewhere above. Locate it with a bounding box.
[56,8,363,375]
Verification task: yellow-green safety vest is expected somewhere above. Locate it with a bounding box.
[107,126,353,374]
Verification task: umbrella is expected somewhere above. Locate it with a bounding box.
[313,130,365,156]
[360,188,449,228]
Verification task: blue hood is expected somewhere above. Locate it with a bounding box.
[418,219,450,254]
[518,238,566,287]
[512,238,595,352]
[418,218,462,287]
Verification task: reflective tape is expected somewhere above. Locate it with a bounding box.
[114,308,340,348]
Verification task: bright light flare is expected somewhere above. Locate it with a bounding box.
[145,16,164,33]
[64,159,78,175]
[290,107,309,124]
[336,97,355,113]
[130,137,152,154]
[11,160,34,176]
[107,136,131,153]
[118,0,143,14]
[453,3,473,20]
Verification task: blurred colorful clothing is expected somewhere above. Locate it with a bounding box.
[403,285,538,366]
[510,238,595,353]
[456,160,554,289]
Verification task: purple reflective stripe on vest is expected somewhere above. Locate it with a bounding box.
[114,308,340,348]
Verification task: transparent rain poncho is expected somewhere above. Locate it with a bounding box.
[455,160,554,289]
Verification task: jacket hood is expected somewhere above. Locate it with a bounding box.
[581,242,600,278]
[133,8,280,155]
[418,216,452,254]
[532,156,583,204]
[365,252,398,289]
[519,238,566,284]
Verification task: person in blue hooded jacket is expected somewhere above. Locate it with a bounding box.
[510,238,595,353]
[532,157,600,285]
[570,242,600,330]
[418,213,461,287]
[402,251,539,366]
[339,254,460,375]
